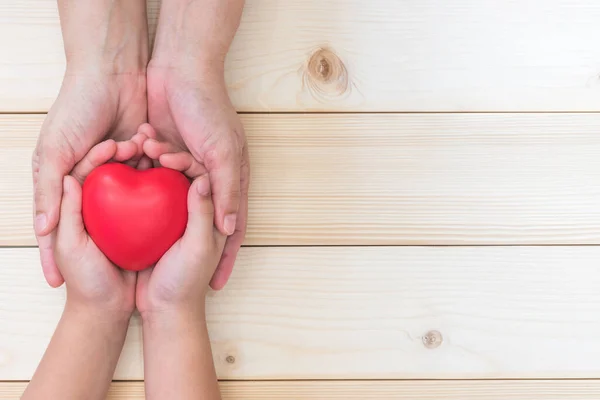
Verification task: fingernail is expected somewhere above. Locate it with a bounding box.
[224,214,237,235]
[35,213,48,234]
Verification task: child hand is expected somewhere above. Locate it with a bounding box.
[23,134,153,400]
[55,135,148,319]
[131,130,226,399]
[136,172,226,318]
[142,128,207,178]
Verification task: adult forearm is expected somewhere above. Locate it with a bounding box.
[57,0,149,74]
[22,303,131,400]
[152,0,245,74]
[142,307,221,400]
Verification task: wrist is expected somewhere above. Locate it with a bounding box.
[65,298,133,329]
[140,301,207,329]
[140,299,218,400]
[59,0,149,76]
[65,42,148,79]
[150,0,242,76]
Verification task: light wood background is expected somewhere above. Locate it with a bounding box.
[2,0,600,398]
[2,0,600,112]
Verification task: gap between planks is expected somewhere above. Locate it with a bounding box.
[3,380,600,399]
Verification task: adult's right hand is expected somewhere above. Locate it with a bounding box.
[33,71,147,288]
[34,0,149,288]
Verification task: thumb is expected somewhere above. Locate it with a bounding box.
[181,175,222,248]
[34,146,73,236]
[57,175,85,244]
[205,144,241,237]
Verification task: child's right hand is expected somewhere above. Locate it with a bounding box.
[54,136,147,320]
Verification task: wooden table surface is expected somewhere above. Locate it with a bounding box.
[2,1,600,398]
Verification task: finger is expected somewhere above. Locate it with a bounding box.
[38,233,64,288]
[205,144,241,236]
[112,140,139,163]
[180,174,218,247]
[33,141,73,287]
[123,131,150,168]
[33,144,73,237]
[143,138,180,160]
[137,156,153,170]
[137,123,157,140]
[159,152,208,178]
[57,175,86,246]
[70,140,118,184]
[209,215,244,290]
[210,145,249,290]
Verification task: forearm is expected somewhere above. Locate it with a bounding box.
[57,0,149,74]
[142,306,221,400]
[152,0,245,74]
[22,302,131,400]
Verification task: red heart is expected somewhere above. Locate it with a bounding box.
[82,163,190,271]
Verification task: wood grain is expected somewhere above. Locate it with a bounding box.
[3,113,600,246]
[3,380,600,399]
[4,246,600,380]
[2,0,600,112]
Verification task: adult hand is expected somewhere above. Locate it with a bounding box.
[33,0,148,288]
[147,67,249,291]
[33,72,147,288]
[147,0,248,291]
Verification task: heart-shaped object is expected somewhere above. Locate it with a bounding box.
[82,163,190,271]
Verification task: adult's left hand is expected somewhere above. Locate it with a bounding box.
[146,65,249,290]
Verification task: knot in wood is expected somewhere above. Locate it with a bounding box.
[304,47,349,99]
[316,57,331,81]
[422,330,443,349]
[225,355,236,364]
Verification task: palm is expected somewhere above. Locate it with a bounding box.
[80,241,137,312]
[147,67,244,156]
[35,74,146,166]
[136,239,211,314]
[135,241,183,315]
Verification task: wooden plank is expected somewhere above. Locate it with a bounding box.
[2,0,600,112]
[3,113,600,246]
[4,380,600,400]
[3,246,600,380]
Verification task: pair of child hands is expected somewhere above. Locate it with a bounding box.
[25,123,224,400]
[58,123,225,322]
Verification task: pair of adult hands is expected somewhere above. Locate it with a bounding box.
[32,60,249,292]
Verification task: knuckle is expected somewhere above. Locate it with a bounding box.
[204,142,242,169]
[38,128,80,167]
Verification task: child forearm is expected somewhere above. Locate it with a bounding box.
[142,306,221,400]
[22,302,131,400]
